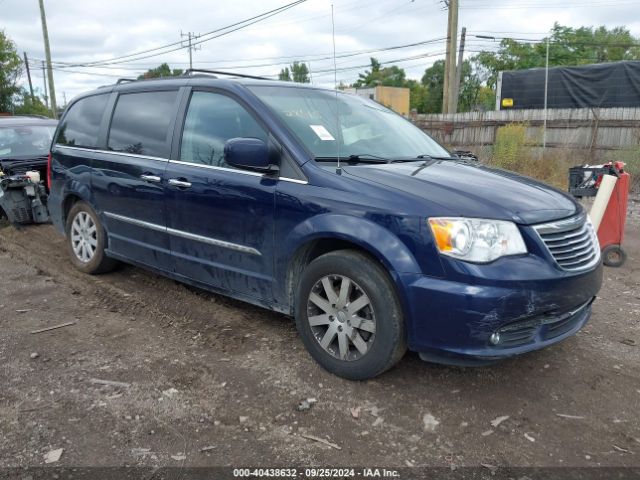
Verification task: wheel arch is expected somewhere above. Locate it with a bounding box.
[62,193,83,226]
[280,214,419,316]
[61,194,112,251]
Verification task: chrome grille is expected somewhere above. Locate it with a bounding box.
[533,214,600,272]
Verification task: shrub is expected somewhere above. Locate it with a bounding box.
[487,127,581,190]
[492,124,528,170]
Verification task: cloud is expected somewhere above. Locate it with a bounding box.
[2,0,638,101]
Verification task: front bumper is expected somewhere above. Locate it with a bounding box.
[400,256,603,364]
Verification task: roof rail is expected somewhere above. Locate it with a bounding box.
[116,78,137,84]
[184,69,269,81]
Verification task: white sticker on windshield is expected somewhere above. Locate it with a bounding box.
[309,124,335,141]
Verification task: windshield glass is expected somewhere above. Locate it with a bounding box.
[249,86,450,160]
[0,125,55,159]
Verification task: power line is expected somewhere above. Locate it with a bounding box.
[50,0,309,68]
[305,50,448,76]
[34,37,447,73]
[32,36,635,85]
[45,66,127,78]
[29,49,448,81]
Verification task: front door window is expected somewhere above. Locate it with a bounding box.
[179,91,268,168]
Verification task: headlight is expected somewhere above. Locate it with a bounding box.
[428,217,527,263]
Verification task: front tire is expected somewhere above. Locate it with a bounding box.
[295,250,406,380]
[65,201,118,274]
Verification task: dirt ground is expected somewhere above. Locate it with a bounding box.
[0,207,638,471]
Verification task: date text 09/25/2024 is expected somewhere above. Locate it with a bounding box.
[232,468,400,478]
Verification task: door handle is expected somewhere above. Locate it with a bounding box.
[168,178,192,189]
[140,174,162,183]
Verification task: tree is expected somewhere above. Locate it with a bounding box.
[354,58,380,87]
[138,63,183,80]
[475,86,496,111]
[473,23,640,89]
[420,60,445,113]
[13,88,50,116]
[417,59,491,113]
[406,79,428,114]
[291,61,310,83]
[354,57,406,87]
[0,30,22,112]
[278,61,310,83]
[352,58,439,113]
[278,67,291,81]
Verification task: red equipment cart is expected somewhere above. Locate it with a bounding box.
[568,161,630,267]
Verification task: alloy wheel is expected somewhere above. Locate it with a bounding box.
[70,211,97,263]
[306,274,377,361]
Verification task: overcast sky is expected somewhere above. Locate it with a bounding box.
[3,0,640,103]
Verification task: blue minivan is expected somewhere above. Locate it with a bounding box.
[48,73,603,379]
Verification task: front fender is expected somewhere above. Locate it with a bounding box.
[285,213,422,274]
[275,213,428,316]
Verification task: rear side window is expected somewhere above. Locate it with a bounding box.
[56,94,109,148]
[107,90,178,158]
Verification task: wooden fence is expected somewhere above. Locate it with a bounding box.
[410,108,640,159]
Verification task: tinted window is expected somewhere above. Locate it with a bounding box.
[56,94,109,148]
[180,92,267,167]
[108,90,178,158]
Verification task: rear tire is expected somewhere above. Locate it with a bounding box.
[295,250,406,380]
[602,244,626,268]
[65,201,118,274]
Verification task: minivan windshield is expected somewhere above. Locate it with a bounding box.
[0,125,55,159]
[249,85,450,161]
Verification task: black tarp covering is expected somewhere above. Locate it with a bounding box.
[499,61,640,109]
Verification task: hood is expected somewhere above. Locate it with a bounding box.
[0,156,48,177]
[342,160,579,225]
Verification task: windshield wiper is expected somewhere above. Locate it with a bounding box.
[315,154,437,165]
[347,153,390,163]
[416,154,460,160]
[315,154,390,164]
[388,158,426,163]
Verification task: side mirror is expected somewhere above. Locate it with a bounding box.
[224,138,278,173]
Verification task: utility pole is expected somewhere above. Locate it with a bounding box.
[38,0,57,117]
[442,0,458,114]
[181,31,201,70]
[452,27,466,114]
[41,61,49,109]
[23,52,35,101]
